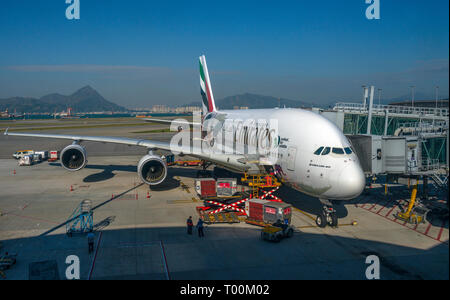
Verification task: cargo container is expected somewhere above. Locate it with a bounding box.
[34,151,48,161]
[216,178,238,197]
[263,202,292,225]
[32,154,42,163]
[245,199,292,225]
[245,199,270,222]
[195,178,217,198]
[48,151,60,162]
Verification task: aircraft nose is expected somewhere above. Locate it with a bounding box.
[337,163,365,199]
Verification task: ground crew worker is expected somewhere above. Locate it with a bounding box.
[186,216,193,235]
[197,218,204,237]
[87,231,95,253]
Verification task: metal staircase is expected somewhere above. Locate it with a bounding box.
[66,200,93,236]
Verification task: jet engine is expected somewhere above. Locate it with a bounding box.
[138,155,167,185]
[60,144,88,171]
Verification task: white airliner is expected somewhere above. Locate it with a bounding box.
[4,55,365,227]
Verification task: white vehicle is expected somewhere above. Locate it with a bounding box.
[18,155,33,166]
[12,150,34,159]
[4,55,365,227]
[34,151,49,161]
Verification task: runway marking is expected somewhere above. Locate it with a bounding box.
[376,197,395,215]
[88,231,103,280]
[437,218,447,242]
[356,198,448,244]
[160,240,170,280]
[424,222,432,236]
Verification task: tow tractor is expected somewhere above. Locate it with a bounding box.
[261,221,295,242]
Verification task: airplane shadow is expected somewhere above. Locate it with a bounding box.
[211,167,349,219]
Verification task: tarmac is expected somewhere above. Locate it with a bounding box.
[0,119,448,280]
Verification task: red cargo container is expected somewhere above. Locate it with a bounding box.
[245,199,270,222]
[48,150,60,162]
[195,178,216,198]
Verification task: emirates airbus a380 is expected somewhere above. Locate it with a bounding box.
[4,55,365,227]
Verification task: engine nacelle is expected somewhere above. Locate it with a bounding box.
[60,144,88,171]
[138,155,167,185]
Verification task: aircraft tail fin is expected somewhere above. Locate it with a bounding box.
[199,55,217,115]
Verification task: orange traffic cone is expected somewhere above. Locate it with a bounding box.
[147,191,150,199]
[13,169,16,175]
[70,185,73,192]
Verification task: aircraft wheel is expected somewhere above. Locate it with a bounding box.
[316,214,327,228]
[328,213,338,227]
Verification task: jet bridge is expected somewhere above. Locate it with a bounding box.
[347,134,444,176]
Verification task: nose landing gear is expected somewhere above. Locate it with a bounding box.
[316,199,338,228]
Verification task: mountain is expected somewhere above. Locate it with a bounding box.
[0,86,128,113]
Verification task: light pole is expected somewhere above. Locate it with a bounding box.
[378,88,382,107]
[410,85,415,108]
[435,86,439,110]
[362,85,367,108]
[434,86,439,125]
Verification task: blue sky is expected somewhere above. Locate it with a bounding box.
[0,0,448,108]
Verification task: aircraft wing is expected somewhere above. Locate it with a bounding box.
[3,128,261,172]
[4,129,172,151]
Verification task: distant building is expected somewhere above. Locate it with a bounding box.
[152,105,170,113]
[175,106,201,113]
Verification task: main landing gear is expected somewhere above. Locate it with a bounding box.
[315,199,338,228]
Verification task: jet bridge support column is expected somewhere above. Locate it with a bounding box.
[384,109,389,136]
[366,86,375,135]
[422,176,429,201]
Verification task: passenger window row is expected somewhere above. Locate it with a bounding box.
[314,146,353,156]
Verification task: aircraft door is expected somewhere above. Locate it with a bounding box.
[287,146,297,171]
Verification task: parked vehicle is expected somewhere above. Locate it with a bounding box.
[34,151,49,161]
[165,154,175,166]
[261,222,295,242]
[18,155,33,166]
[32,154,42,163]
[12,150,34,159]
[176,159,202,167]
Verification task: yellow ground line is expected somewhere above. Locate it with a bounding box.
[297,222,358,230]
[293,207,316,221]
[171,200,196,203]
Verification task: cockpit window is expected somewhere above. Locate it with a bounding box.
[321,147,331,155]
[332,148,345,155]
[344,147,353,155]
[314,147,324,155]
